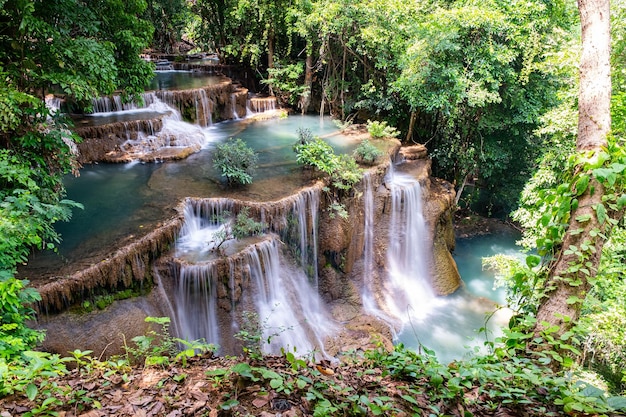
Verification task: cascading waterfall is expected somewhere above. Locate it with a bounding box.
[361,172,379,314]
[171,262,220,346]
[248,97,277,113]
[90,92,159,114]
[362,163,437,331]
[246,238,334,356]
[168,193,334,356]
[291,188,320,286]
[45,95,63,114]
[385,166,435,322]
[230,93,240,120]
[176,198,234,261]
[194,89,213,127]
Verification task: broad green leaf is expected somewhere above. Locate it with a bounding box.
[574,175,589,195]
[575,214,592,222]
[525,254,541,268]
[25,383,38,401]
[594,203,607,225]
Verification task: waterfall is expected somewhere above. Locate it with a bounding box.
[168,196,334,356]
[230,93,240,120]
[246,238,334,356]
[171,262,220,346]
[361,163,435,330]
[291,188,319,285]
[90,92,159,114]
[384,165,435,322]
[45,95,63,114]
[248,97,277,113]
[194,89,213,126]
[176,199,234,262]
[361,172,378,313]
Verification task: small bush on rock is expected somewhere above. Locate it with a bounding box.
[213,138,258,186]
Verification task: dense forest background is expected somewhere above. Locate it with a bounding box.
[1,0,626,415]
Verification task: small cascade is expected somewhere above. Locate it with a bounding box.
[246,238,334,355]
[90,92,159,114]
[290,188,320,284]
[159,89,214,127]
[176,199,234,262]
[168,197,336,356]
[248,96,277,113]
[230,93,240,120]
[194,89,213,127]
[385,165,435,321]
[45,95,63,114]
[171,262,220,346]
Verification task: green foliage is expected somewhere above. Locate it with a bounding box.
[208,207,265,253]
[353,139,383,165]
[234,310,289,360]
[144,0,191,53]
[263,62,308,105]
[293,137,362,192]
[515,138,626,262]
[213,138,259,186]
[293,137,337,173]
[127,317,216,367]
[0,275,45,361]
[366,120,399,139]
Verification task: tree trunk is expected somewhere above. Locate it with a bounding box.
[533,0,611,339]
[405,111,417,143]
[299,47,313,115]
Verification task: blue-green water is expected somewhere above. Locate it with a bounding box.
[22,115,352,278]
[147,72,226,90]
[397,229,524,364]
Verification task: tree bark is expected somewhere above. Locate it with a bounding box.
[299,47,313,114]
[534,0,611,339]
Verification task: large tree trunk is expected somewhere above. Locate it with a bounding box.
[534,0,611,339]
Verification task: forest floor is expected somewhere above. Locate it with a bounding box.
[0,348,576,417]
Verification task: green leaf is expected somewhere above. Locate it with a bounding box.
[566,296,583,305]
[575,175,589,195]
[575,214,592,223]
[269,378,283,389]
[617,194,626,209]
[607,396,626,411]
[401,394,419,405]
[232,362,254,379]
[25,383,38,401]
[594,203,607,225]
[525,254,541,268]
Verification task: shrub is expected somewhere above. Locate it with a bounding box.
[353,139,383,165]
[293,137,337,173]
[366,119,400,139]
[213,138,258,186]
[0,273,45,361]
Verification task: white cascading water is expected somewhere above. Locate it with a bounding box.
[246,238,334,356]
[90,92,159,114]
[172,262,220,346]
[89,91,213,158]
[248,97,277,113]
[363,163,438,331]
[292,188,320,286]
[230,93,240,120]
[168,200,234,346]
[361,172,378,313]
[169,194,334,356]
